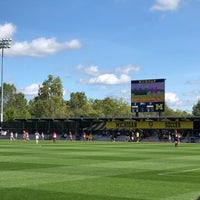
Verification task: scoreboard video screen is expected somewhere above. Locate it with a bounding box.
[131,79,165,112]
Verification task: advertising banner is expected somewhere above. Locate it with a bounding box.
[106,121,193,130]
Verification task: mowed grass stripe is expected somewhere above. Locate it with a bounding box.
[0,140,200,200]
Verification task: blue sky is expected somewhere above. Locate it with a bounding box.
[0,0,200,113]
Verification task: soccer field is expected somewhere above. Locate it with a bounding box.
[0,140,199,200]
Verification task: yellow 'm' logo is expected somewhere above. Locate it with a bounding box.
[156,104,163,110]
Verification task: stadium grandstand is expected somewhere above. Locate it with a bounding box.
[0,116,199,143]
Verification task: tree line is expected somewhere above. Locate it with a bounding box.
[1,74,199,121]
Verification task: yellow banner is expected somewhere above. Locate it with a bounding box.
[137,121,193,129]
[106,121,193,129]
[106,121,137,130]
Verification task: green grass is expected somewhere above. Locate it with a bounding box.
[0,140,200,200]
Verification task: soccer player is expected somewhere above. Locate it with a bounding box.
[174,130,179,147]
[10,131,14,140]
[69,131,73,141]
[35,130,40,144]
[23,130,27,141]
[83,131,87,141]
[53,131,57,143]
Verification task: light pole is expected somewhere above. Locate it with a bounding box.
[0,38,12,126]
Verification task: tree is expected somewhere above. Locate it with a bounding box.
[174,109,191,117]
[102,97,118,117]
[162,104,177,116]
[67,92,88,117]
[192,100,200,116]
[115,98,133,117]
[66,95,133,118]
[0,83,30,121]
[92,97,133,118]
[29,75,67,118]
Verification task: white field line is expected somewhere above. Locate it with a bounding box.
[158,168,200,176]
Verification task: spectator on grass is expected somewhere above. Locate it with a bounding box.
[168,132,172,143]
[15,132,18,140]
[88,132,93,141]
[136,130,140,142]
[41,132,44,141]
[131,131,135,142]
[112,132,117,142]
[63,133,67,140]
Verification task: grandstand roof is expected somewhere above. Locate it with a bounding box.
[14,116,200,122]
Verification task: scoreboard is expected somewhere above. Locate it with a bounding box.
[131,79,165,112]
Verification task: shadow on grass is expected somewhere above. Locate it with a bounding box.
[0,188,144,200]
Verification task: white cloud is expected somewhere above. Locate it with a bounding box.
[0,22,83,57]
[76,64,140,77]
[165,92,183,106]
[86,65,101,76]
[19,83,39,96]
[65,39,82,49]
[115,64,140,74]
[75,64,100,76]
[0,23,16,38]
[8,37,82,57]
[78,64,139,86]
[86,74,131,85]
[151,0,181,11]
[20,83,67,98]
